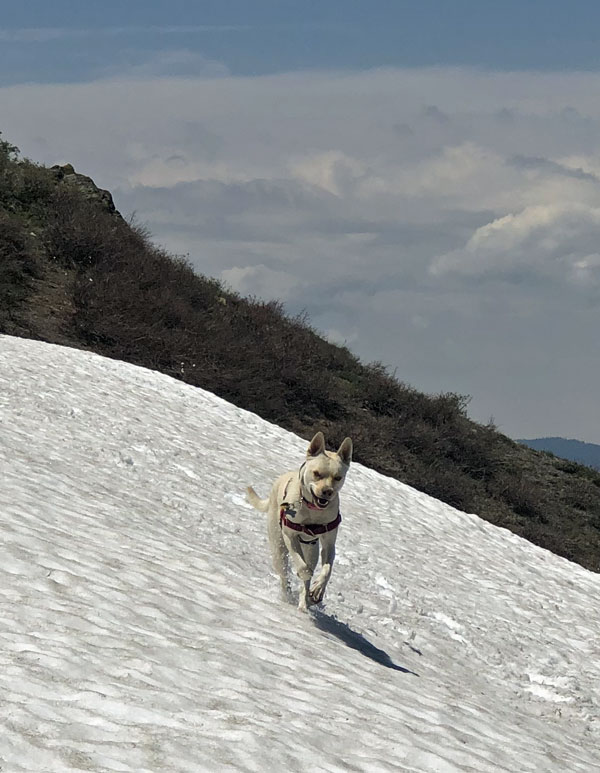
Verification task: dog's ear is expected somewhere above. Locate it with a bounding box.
[307,431,325,457]
[337,437,353,465]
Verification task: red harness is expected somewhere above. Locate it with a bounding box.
[279,508,342,537]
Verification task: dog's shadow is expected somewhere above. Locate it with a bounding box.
[310,608,419,675]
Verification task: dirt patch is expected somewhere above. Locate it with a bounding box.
[22,260,81,348]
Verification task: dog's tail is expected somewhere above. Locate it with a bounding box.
[246,486,269,512]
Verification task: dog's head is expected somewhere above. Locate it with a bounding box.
[301,432,352,509]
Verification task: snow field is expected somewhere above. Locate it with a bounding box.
[0,335,599,772]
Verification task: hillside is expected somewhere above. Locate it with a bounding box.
[2,133,600,572]
[520,437,600,471]
[1,335,599,771]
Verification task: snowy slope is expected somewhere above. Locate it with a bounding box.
[1,335,599,773]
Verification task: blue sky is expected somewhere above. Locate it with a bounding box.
[2,2,600,442]
[3,0,600,84]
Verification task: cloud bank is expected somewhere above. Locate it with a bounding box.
[2,66,600,439]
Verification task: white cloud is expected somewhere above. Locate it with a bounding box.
[98,50,230,81]
[289,151,369,196]
[221,264,303,301]
[431,204,600,285]
[324,327,359,346]
[570,253,600,287]
[128,159,252,188]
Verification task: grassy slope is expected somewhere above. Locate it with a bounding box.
[2,135,600,572]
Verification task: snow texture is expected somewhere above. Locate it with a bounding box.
[1,334,599,772]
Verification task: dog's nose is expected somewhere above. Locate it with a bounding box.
[322,487,333,498]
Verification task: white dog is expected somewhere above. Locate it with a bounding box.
[247,432,352,611]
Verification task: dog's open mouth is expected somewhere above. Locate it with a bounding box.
[310,493,330,509]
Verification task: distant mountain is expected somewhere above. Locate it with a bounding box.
[519,437,600,471]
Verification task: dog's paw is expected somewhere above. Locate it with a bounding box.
[309,584,325,604]
[297,567,313,582]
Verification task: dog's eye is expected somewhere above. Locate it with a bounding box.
[334,476,342,482]
[313,471,321,479]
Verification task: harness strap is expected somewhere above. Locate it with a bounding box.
[299,536,319,545]
[279,509,342,537]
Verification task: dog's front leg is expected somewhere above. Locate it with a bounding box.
[282,532,314,611]
[309,533,337,604]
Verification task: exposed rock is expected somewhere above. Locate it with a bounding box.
[51,164,123,219]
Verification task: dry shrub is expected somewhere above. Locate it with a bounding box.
[0,211,41,331]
